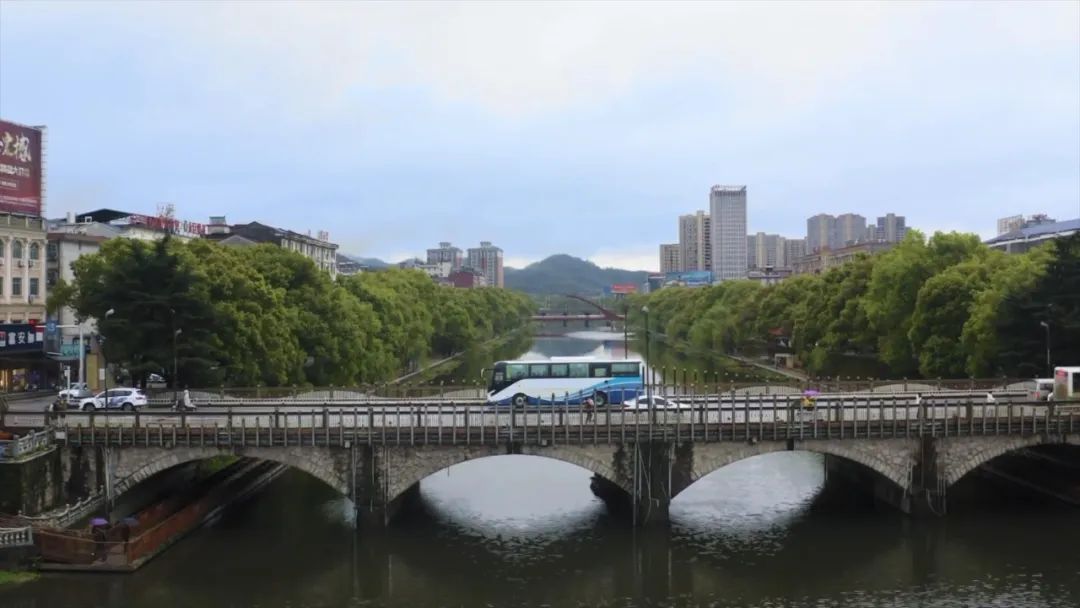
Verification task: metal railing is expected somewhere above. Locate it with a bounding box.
[0,526,34,548]
[54,396,1078,449]
[134,380,1035,408]
[0,429,54,460]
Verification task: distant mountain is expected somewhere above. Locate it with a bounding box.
[340,254,389,269]
[504,254,649,295]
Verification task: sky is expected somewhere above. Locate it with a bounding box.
[1,1,1078,271]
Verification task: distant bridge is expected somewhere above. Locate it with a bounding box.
[531,294,625,323]
[531,313,614,322]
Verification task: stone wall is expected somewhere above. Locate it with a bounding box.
[0,448,64,515]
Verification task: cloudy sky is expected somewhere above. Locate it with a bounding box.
[1,1,1077,270]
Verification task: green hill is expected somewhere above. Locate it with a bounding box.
[505,254,649,295]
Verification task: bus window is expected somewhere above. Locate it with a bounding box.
[508,364,528,380]
[550,364,569,377]
[529,364,550,377]
[591,364,610,378]
[569,363,589,378]
[611,363,640,377]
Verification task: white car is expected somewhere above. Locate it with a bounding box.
[58,382,93,402]
[78,388,148,412]
[1032,378,1055,401]
[623,395,690,410]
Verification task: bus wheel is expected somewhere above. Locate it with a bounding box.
[512,393,528,407]
[593,392,608,407]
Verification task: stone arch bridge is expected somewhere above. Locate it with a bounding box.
[49,401,1079,524]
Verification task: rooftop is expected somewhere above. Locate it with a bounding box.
[984,218,1080,244]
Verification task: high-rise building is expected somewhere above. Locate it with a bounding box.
[466,241,504,288]
[659,243,681,274]
[784,238,807,267]
[806,213,835,252]
[709,185,748,281]
[678,211,711,272]
[426,241,463,270]
[747,232,783,270]
[874,213,907,243]
[835,213,867,248]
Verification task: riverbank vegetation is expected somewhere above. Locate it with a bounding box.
[50,239,534,388]
[631,232,1080,379]
[0,570,38,586]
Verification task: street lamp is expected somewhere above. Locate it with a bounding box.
[623,302,629,360]
[642,305,653,425]
[173,328,183,405]
[1040,321,1051,376]
[103,309,115,396]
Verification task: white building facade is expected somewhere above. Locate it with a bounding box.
[709,185,748,282]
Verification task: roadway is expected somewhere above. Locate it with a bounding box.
[2,390,1057,433]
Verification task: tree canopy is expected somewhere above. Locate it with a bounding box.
[52,238,535,387]
[631,232,1079,379]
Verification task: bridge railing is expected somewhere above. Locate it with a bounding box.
[137,379,1031,407]
[0,429,54,461]
[143,383,489,405]
[0,526,33,548]
[51,396,1077,449]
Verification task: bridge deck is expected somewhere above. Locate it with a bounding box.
[52,401,1077,449]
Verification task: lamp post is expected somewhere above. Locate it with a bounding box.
[1040,321,1051,376]
[642,305,653,426]
[173,328,182,405]
[103,308,115,396]
[623,302,629,360]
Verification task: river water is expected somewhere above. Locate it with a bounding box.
[4,331,1079,608]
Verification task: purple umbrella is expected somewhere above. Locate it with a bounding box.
[803,390,820,397]
[90,518,108,527]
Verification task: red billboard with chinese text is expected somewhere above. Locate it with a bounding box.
[0,120,44,217]
[610,284,638,294]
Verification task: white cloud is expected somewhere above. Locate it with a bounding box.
[503,255,540,269]
[14,1,1075,121]
[587,249,658,272]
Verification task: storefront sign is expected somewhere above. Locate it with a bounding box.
[0,323,44,354]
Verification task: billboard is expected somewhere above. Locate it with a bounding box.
[0,120,44,217]
[606,283,638,295]
[0,323,45,354]
[664,271,713,287]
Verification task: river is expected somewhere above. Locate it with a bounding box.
[4,330,1079,607]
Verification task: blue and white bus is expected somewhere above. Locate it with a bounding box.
[485,357,645,407]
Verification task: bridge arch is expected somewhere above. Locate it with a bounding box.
[381,445,631,507]
[939,433,1080,487]
[111,446,350,498]
[562,294,623,321]
[679,439,917,500]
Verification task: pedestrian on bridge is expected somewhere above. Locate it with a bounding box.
[583,397,595,423]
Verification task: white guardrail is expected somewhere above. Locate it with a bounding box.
[0,526,34,548]
[0,429,53,460]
